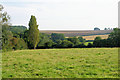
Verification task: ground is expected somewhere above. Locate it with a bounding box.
[2,48,118,78]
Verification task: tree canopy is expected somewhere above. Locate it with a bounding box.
[28,15,39,49]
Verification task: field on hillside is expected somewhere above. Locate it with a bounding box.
[2,48,118,78]
[40,30,112,37]
[82,35,109,40]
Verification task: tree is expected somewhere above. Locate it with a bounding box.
[51,33,65,42]
[61,40,74,48]
[45,40,55,48]
[28,15,39,49]
[55,40,62,48]
[94,27,100,30]
[1,5,13,51]
[10,26,27,34]
[78,36,86,43]
[104,28,107,30]
[67,37,79,47]
[108,28,120,47]
[37,33,51,48]
[93,37,102,47]
[87,43,93,48]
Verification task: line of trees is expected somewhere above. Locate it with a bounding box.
[1,4,120,52]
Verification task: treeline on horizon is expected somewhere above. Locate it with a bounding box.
[3,25,120,51]
[1,4,120,52]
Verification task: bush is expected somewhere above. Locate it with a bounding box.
[51,33,65,42]
[61,40,74,48]
[67,37,79,47]
[45,40,55,48]
[87,43,93,48]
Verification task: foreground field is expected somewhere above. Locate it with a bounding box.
[2,48,118,78]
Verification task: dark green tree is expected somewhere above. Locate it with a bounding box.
[61,40,74,48]
[1,5,13,51]
[108,28,120,47]
[87,43,93,48]
[28,15,39,49]
[93,37,102,47]
[67,37,80,47]
[37,33,51,48]
[51,33,65,42]
[78,36,86,43]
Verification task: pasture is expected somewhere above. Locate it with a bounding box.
[2,48,118,78]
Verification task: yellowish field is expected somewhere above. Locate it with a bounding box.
[82,35,109,40]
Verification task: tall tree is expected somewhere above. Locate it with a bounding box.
[108,28,120,47]
[1,4,13,51]
[28,15,39,49]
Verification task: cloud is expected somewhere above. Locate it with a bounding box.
[1,0,119,30]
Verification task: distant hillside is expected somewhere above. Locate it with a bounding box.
[10,26,27,34]
[39,30,113,37]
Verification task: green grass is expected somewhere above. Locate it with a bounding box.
[84,42,93,46]
[2,48,118,78]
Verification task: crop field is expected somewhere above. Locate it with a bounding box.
[2,48,118,78]
[40,30,112,37]
[82,35,109,40]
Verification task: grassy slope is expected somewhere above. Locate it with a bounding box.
[2,48,118,78]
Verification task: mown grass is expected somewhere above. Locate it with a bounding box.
[2,48,118,78]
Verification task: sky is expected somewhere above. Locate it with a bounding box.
[1,0,119,30]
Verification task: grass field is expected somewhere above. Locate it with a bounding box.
[2,48,118,78]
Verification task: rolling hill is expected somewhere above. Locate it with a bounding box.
[39,30,112,37]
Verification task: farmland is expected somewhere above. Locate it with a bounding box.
[40,30,112,37]
[2,48,118,78]
[82,35,109,40]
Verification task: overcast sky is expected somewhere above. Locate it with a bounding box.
[1,0,119,30]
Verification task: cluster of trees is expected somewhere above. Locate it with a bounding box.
[104,28,113,30]
[94,27,100,30]
[93,28,120,47]
[1,4,120,52]
[1,5,28,51]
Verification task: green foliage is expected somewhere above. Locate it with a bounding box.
[10,37,27,50]
[37,33,51,48]
[0,5,10,25]
[61,40,74,48]
[93,28,120,47]
[28,15,39,49]
[93,37,102,47]
[87,43,93,48]
[78,36,86,43]
[10,26,27,34]
[45,40,55,48]
[15,38,28,50]
[108,28,120,47]
[51,33,65,42]
[55,40,62,48]
[2,15,13,51]
[67,37,80,47]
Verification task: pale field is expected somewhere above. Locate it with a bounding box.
[82,35,109,40]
